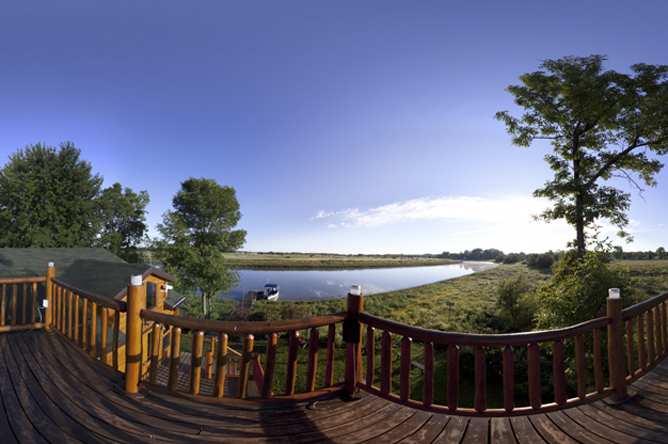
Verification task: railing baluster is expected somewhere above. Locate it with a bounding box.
[647,310,655,363]
[11,284,17,326]
[190,331,204,395]
[400,337,412,402]
[1,285,6,327]
[662,303,668,356]
[113,311,120,371]
[90,302,98,358]
[594,329,603,393]
[81,298,88,351]
[73,294,80,344]
[262,333,277,398]
[553,340,567,405]
[325,324,335,387]
[239,333,254,399]
[167,327,181,391]
[626,320,634,378]
[214,333,228,397]
[503,345,514,412]
[447,345,459,411]
[380,331,392,395]
[575,334,586,400]
[423,342,434,407]
[366,326,376,388]
[655,307,662,356]
[67,291,73,339]
[58,285,64,330]
[284,331,299,396]
[638,315,646,370]
[31,283,37,324]
[100,307,108,364]
[21,284,27,325]
[306,328,319,392]
[475,346,487,412]
[528,343,541,409]
[206,338,214,380]
[149,323,161,385]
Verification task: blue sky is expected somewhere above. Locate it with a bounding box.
[1,1,667,254]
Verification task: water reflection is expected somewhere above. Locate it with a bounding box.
[219,261,497,302]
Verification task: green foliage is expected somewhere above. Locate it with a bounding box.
[526,252,554,269]
[503,253,522,264]
[96,183,150,263]
[536,249,637,329]
[496,55,668,255]
[0,142,103,247]
[0,142,150,259]
[495,274,537,331]
[154,177,246,318]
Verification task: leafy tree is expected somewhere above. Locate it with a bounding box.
[536,249,636,329]
[657,247,666,260]
[154,177,246,318]
[495,274,536,331]
[0,142,103,247]
[96,183,150,263]
[496,55,668,257]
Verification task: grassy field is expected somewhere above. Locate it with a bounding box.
[220,252,458,269]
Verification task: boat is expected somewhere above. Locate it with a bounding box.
[259,283,280,301]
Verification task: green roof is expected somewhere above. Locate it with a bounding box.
[0,248,185,308]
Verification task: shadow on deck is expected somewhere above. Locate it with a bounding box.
[3,329,668,443]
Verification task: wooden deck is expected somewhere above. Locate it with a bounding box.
[3,330,668,443]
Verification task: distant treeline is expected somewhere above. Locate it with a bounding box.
[433,246,668,268]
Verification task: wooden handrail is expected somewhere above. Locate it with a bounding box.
[622,291,668,320]
[359,312,610,346]
[51,278,127,312]
[140,309,346,334]
[0,276,46,284]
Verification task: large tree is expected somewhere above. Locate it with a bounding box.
[0,142,150,260]
[96,183,150,263]
[154,177,246,318]
[0,142,103,247]
[496,55,668,257]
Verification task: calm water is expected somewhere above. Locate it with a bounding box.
[218,261,497,301]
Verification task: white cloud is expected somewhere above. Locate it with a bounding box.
[313,195,550,228]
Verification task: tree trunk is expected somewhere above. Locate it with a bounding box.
[202,292,208,318]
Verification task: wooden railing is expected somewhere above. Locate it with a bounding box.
[49,277,127,371]
[0,276,47,332]
[5,262,668,416]
[136,307,347,401]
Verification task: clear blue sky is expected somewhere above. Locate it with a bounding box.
[2,1,667,254]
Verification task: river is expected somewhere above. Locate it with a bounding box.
[218,261,497,301]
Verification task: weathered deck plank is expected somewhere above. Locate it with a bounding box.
[4,330,668,443]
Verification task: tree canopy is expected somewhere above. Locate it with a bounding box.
[154,177,246,318]
[0,142,149,261]
[96,183,150,263]
[496,55,668,256]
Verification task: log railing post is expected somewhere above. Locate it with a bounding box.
[125,274,144,394]
[607,288,628,401]
[45,262,55,331]
[344,285,364,394]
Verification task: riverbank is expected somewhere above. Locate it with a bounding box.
[222,252,459,269]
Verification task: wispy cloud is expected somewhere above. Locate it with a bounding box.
[313,196,549,228]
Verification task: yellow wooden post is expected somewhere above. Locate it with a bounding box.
[607,288,628,401]
[45,262,55,331]
[125,274,144,394]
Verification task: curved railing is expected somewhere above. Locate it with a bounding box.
[357,312,613,416]
[5,262,668,416]
[136,308,347,401]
